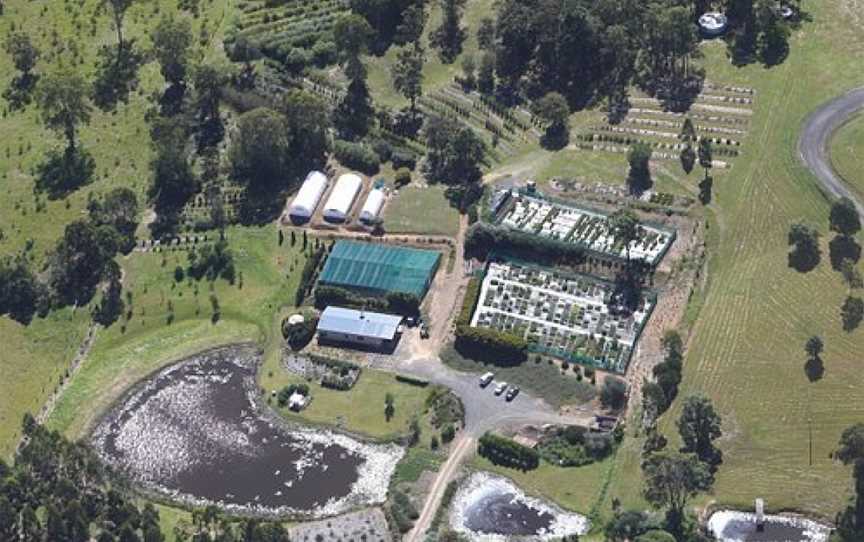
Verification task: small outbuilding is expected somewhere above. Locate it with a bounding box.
[317,306,403,349]
[359,188,386,223]
[289,171,329,220]
[323,173,363,222]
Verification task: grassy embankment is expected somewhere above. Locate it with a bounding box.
[0,0,229,459]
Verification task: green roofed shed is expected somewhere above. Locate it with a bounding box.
[319,240,441,298]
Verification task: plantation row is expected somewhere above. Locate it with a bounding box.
[226,0,348,63]
[623,117,747,136]
[623,107,751,127]
[592,124,743,147]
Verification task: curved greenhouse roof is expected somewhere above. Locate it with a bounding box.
[289,171,328,219]
[323,173,363,222]
[359,189,386,223]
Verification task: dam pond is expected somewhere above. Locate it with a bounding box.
[91,345,403,517]
[449,472,589,541]
[708,510,832,542]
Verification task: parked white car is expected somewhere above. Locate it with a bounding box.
[494,382,508,396]
[479,372,495,388]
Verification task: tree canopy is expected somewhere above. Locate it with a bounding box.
[831,198,862,237]
[677,395,723,466]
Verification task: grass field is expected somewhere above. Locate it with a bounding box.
[383,185,461,237]
[830,112,864,200]
[366,0,494,109]
[0,0,230,458]
[470,453,614,518]
[47,225,307,438]
[260,355,434,441]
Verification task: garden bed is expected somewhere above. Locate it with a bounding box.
[469,261,656,373]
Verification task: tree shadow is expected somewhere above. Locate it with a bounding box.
[540,126,569,151]
[34,148,96,199]
[804,356,825,383]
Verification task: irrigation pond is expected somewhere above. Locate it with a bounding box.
[91,345,403,518]
[449,472,589,541]
[708,510,832,542]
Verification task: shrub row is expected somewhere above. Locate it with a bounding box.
[333,139,380,175]
[464,222,587,266]
[314,285,420,318]
[478,432,540,471]
[395,374,429,387]
[295,245,327,306]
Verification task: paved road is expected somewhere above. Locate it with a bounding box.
[798,86,864,216]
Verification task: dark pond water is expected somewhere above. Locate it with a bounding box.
[463,492,554,536]
[91,346,398,516]
[709,512,831,542]
[451,473,588,540]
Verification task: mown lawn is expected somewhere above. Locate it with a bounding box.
[830,112,864,200]
[470,454,614,518]
[383,184,461,237]
[260,351,434,441]
[601,4,864,520]
[47,224,308,439]
[366,0,495,109]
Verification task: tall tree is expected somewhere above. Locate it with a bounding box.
[103,0,135,53]
[280,89,331,166]
[805,335,824,360]
[788,222,821,272]
[151,16,193,108]
[477,51,495,94]
[476,17,495,50]
[392,45,424,118]
[697,138,713,179]
[36,69,92,153]
[626,142,652,194]
[830,198,862,238]
[4,33,39,77]
[642,452,713,538]
[191,62,228,149]
[677,395,723,466]
[533,91,570,149]
[835,424,864,539]
[430,0,467,63]
[610,209,642,262]
[842,296,864,332]
[88,187,140,253]
[229,107,290,191]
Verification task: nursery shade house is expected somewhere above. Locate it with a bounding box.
[289,171,328,219]
[318,240,441,298]
[323,173,363,222]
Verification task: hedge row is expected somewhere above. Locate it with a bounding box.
[454,325,528,365]
[295,245,327,306]
[395,374,430,387]
[333,139,380,175]
[315,285,420,317]
[465,222,586,266]
[478,432,540,471]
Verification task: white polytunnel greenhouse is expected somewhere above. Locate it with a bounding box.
[288,170,328,220]
[323,173,363,222]
[359,188,386,223]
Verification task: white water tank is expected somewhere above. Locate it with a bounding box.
[289,171,328,220]
[359,189,386,223]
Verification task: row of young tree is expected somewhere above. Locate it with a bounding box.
[788,198,863,332]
